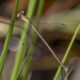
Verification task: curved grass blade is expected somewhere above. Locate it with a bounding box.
[0,0,20,77]
[10,0,37,80]
[54,24,80,80]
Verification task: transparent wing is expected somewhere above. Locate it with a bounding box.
[0,17,50,52]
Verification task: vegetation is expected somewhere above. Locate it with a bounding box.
[0,0,80,80]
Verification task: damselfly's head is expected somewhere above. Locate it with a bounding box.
[17,11,32,24]
[17,10,24,18]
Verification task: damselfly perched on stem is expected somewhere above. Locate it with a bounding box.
[0,11,73,72]
[16,11,67,72]
[0,8,80,80]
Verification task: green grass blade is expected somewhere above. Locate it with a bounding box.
[22,0,44,80]
[0,0,20,76]
[53,24,80,80]
[10,0,37,80]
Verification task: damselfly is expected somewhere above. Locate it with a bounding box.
[17,11,68,71]
[0,12,68,72]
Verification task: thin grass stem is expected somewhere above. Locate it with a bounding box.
[10,0,37,80]
[54,24,80,80]
[22,0,44,80]
[0,0,20,77]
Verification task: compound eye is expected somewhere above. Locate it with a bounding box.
[17,13,21,18]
